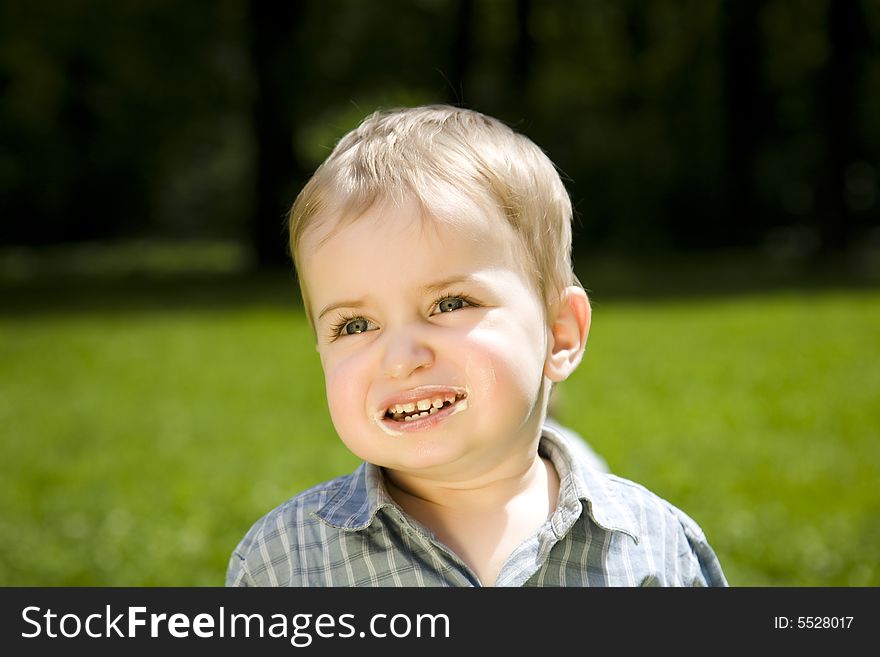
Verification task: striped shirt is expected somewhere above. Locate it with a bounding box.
[226,425,728,587]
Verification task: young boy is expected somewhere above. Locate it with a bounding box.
[226,105,727,587]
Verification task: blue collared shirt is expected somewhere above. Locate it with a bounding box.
[227,425,727,587]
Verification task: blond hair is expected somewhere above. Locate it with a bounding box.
[289,105,579,317]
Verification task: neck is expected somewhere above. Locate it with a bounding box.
[382,447,560,587]
[383,447,553,514]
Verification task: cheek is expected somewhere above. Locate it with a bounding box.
[323,356,368,425]
[463,347,498,403]
[463,320,547,400]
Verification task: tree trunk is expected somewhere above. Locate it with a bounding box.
[448,0,474,105]
[720,0,766,247]
[247,0,307,269]
[812,0,867,254]
[512,0,534,109]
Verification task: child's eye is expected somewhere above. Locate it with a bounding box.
[331,316,377,339]
[434,296,471,313]
[343,318,371,334]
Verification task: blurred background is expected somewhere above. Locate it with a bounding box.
[1,0,878,586]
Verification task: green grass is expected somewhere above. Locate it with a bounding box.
[1,273,878,586]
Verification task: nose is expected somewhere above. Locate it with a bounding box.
[380,324,434,379]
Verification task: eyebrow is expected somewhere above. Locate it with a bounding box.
[420,274,477,295]
[316,274,478,321]
[317,299,367,321]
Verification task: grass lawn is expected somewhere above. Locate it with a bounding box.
[1,262,878,586]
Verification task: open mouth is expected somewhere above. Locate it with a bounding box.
[383,392,468,423]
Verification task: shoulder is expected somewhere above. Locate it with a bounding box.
[587,471,728,587]
[241,474,351,543]
[602,473,707,540]
[225,473,356,587]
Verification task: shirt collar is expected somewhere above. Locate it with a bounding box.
[540,423,640,544]
[313,459,394,530]
[315,423,640,544]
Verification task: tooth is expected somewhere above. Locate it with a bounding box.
[392,404,403,414]
[402,403,416,413]
[418,411,428,417]
[429,407,438,414]
[416,399,431,411]
[432,398,443,408]
[404,415,414,422]
[444,394,455,404]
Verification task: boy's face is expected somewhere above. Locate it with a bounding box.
[299,197,554,482]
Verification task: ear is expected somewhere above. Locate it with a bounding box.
[544,286,591,383]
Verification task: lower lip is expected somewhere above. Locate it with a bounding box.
[380,398,468,434]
